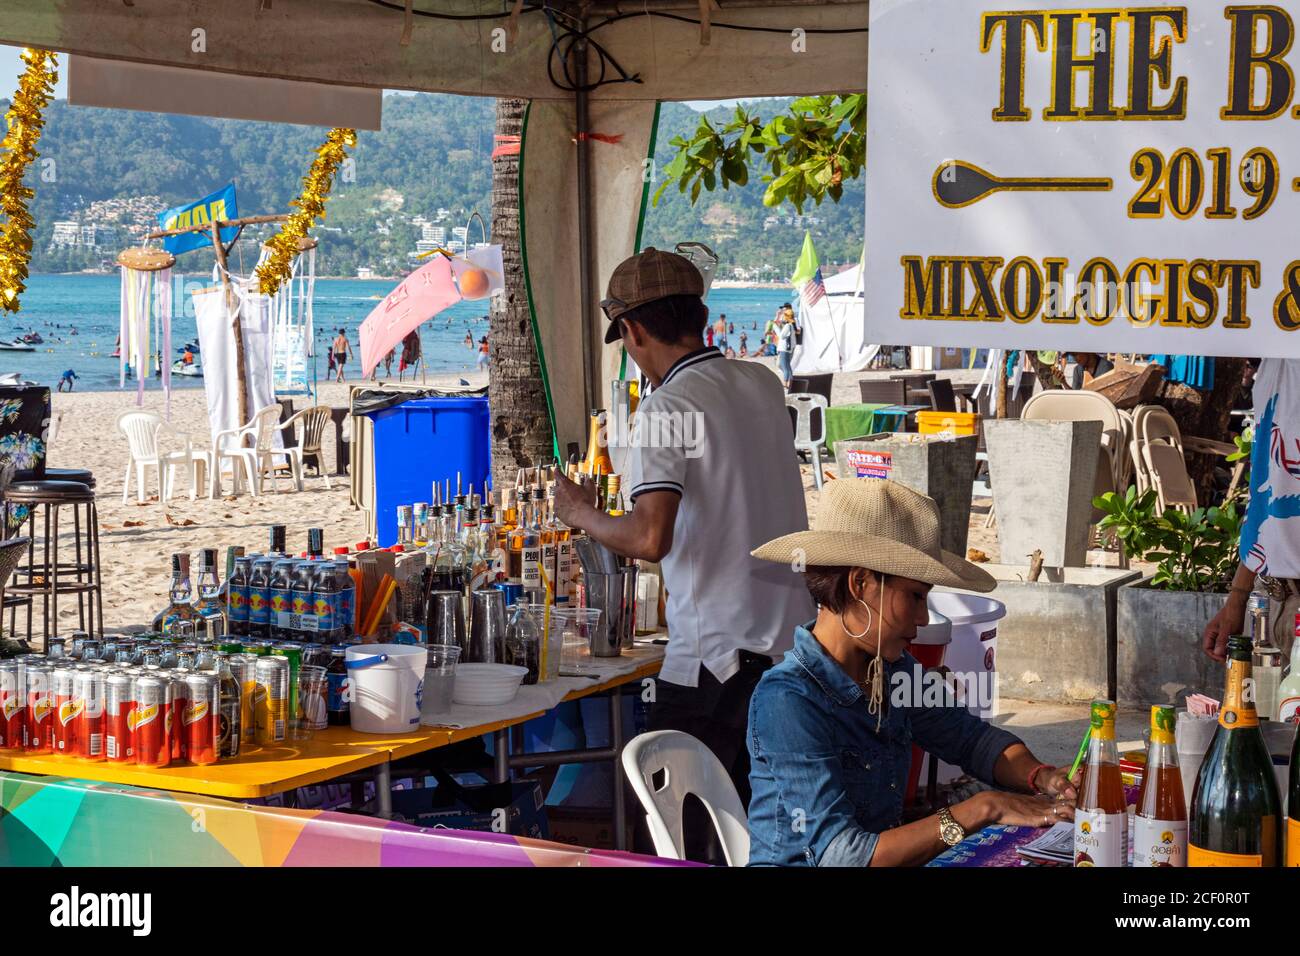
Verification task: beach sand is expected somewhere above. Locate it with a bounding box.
[36,373,484,635]
[26,356,1014,637]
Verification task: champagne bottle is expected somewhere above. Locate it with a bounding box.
[1074,699,1128,867]
[1133,705,1187,867]
[1189,634,1282,867]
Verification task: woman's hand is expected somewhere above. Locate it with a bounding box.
[979,791,1075,828]
[1034,766,1078,801]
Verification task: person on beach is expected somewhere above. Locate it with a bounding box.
[706,324,715,349]
[776,314,796,389]
[464,332,474,348]
[332,329,352,383]
[476,336,490,370]
[714,315,728,352]
[1203,358,1300,665]
[739,331,748,353]
[746,479,1078,867]
[399,330,422,380]
[552,247,813,864]
[384,347,395,378]
[57,369,78,392]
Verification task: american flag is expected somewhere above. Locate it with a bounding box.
[800,267,826,309]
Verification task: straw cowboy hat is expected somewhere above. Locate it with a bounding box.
[752,479,996,593]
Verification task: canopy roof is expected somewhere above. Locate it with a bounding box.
[2,0,867,102]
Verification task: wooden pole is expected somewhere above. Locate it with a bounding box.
[211,221,250,427]
[146,214,289,241]
[995,349,1008,419]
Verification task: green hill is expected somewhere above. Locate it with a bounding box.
[7,93,862,278]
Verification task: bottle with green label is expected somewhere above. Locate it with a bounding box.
[1189,635,1281,867]
[1133,705,1186,867]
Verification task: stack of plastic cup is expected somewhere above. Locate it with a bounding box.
[421,644,462,721]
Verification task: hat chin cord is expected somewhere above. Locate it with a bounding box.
[841,575,888,730]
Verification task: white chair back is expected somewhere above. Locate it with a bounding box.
[785,393,828,448]
[117,411,163,462]
[252,404,283,454]
[622,730,750,866]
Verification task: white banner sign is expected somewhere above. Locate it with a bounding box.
[865,1,1300,357]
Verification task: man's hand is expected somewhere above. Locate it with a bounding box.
[1203,595,1247,662]
[553,470,599,531]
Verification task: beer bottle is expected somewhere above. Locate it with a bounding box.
[1134,705,1187,867]
[1074,699,1127,867]
[1189,634,1282,866]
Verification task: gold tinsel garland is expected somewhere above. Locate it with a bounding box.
[256,127,357,296]
[0,49,58,314]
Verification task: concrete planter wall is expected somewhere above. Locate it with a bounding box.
[1116,577,1227,706]
[939,564,1141,703]
[984,419,1101,568]
[833,432,977,556]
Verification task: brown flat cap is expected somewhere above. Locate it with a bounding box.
[602,247,705,343]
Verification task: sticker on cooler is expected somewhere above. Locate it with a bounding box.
[1278,697,1300,723]
[1074,810,1127,867]
[1133,817,1186,867]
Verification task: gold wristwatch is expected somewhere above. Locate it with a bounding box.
[938,806,965,846]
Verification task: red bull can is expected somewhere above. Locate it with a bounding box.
[73,670,105,760]
[0,661,25,750]
[132,674,171,767]
[105,671,135,763]
[184,673,219,765]
[51,666,79,756]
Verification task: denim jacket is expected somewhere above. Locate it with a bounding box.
[746,624,1021,867]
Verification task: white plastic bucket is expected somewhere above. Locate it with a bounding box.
[345,644,427,734]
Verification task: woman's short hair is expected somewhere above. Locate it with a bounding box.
[803,565,886,613]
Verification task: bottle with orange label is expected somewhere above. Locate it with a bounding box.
[1133,705,1187,867]
[1189,634,1281,867]
[1288,704,1300,866]
[1074,699,1128,867]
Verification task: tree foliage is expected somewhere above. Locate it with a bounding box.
[653,94,865,214]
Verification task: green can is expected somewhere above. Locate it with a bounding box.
[243,640,274,656]
[218,641,245,655]
[271,643,302,716]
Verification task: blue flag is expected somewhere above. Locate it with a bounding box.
[157,183,239,255]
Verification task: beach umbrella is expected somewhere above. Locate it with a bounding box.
[358,255,461,378]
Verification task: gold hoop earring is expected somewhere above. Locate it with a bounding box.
[841,598,874,641]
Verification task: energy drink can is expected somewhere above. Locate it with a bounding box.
[184,673,219,766]
[132,674,171,767]
[73,670,105,760]
[254,655,289,745]
[271,644,302,716]
[170,672,191,761]
[105,671,135,763]
[0,661,25,749]
[51,665,79,756]
[228,653,259,743]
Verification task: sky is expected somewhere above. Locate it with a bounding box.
[1,44,731,111]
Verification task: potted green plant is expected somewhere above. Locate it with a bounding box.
[1093,487,1243,704]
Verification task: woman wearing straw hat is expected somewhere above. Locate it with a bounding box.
[746,479,1078,866]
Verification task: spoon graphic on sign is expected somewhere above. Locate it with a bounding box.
[932,160,1112,208]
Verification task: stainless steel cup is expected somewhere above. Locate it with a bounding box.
[583,566,638,657]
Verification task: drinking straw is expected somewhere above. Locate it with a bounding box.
[361,574,397,638]
[537,562,553,678]
[1067,721,1092,778]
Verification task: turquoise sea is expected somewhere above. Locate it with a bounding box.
[1,274,790,392]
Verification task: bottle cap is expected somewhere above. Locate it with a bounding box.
[355,541,371,551]
[334,546,350,555]
[1149,705,1176,745]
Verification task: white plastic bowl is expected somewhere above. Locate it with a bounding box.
[452,663,528,706]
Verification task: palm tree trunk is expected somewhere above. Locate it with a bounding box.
[489,98,554,488]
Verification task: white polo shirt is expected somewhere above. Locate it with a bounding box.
[626,348,814,687]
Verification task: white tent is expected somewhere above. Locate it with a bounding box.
[3,0,869,450]
[792,293,877,375]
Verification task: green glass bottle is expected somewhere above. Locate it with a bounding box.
[1288,719,1300,867]
[1189,634,1281,867]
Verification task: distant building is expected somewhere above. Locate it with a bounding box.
[51,221,80,247]
[415,239,442,255]
[357,266,375,280]
[421,224,446,244]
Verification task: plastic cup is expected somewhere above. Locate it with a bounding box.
[553,607,603,673]
[422,644,461,718]
[291,665,327,739]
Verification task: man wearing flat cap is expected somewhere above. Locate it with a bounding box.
[555,247,814,859]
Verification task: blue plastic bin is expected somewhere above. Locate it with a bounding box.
[368,396,491,547]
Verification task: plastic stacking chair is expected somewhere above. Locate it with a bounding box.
[1128,405,1198,512]
[785,393,829,490]
[1021,390,1129,498]
[622,730,750,866]
[212,404,298,497]
[282,404,333,489]
[116,411,211,503]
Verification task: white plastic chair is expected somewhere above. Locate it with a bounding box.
[117,411,211,504]
[282,404,333,489]
[212,404,301,497]
[622,730,750,866]
[785,393,829,491]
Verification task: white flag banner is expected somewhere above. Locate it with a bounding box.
[865,1,1300,358]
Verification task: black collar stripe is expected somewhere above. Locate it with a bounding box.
[661,348,723,387]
